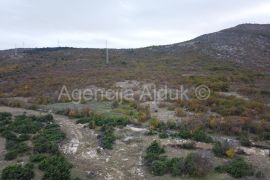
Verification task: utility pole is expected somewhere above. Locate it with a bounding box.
[106,40,109,64]
[14,44,17,56]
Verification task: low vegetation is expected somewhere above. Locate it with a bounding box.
[0,112,72,180]
[215,157,254,178]
[144,141,212,177]
[76,112,129,149]
[1,163,34,180]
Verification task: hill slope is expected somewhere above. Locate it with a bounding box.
[0,24,269,100]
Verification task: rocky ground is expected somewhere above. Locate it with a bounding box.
[0,106,270,179]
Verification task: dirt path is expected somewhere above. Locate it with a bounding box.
[0,106,150,180]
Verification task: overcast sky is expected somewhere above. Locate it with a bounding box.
[0,0,269,49]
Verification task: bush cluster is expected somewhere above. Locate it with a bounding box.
[145,141,212,177]
[33,124,65,154]
[178,128,212,143]
[77,113,129,128]
[212,141,235,158]
[0,112,72,180]
[100,126,116,149]
[215,157,254,178]
[77,113,129,150]
[1,163,34,180]
[39,155,72,180]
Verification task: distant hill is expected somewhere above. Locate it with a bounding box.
[0,24,269,99]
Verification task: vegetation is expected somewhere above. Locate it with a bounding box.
[0,113,72,180]
[100,126,116,149]
[144,140,165,164]
[1,163,34,180]
[39,155,72,180]
[144,141,212,177]
[215,157,254,178]
[189,76,229,92]
[76,112,130,149]
[76,113,129,128]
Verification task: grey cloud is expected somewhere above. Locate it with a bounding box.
[0,0,269,49]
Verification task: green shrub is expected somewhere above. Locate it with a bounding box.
[39,155,72,180]
[5,142,29,160]
[100,126,116,149]
[0,112,12,121]
[1,131,17,140]
[9,115,42,134]
[17,134,31,141]
[180,143,195,149]
[191,130,212,143]
[4,151,18,160]
[212,141,229,157]
[33,123,65,154]
[77,113,129,128]
[239,134,251,147]
[40,124,65,143]
[159,131,169,139]
[1,163,34,180]
[189,76,229,92]
[151,160,167,176]
[215,157,254,178]
[35,114,54,122]
[33,136,59,154]
[30,154,48,162]
[145,141,165,164]
[170,157,185,176]
[178,128,192,139]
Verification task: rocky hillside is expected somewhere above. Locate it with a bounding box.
[146,24,270,70]
[190,24,270,69]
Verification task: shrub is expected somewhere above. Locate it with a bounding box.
[159,131,169,139]
[1,163,34,180]
[184,153,212,177]
[138,112,148,123]
[30,154,48,162]
[9,115,42,134]
[239,134,251,147]
[178,128,192,139]
[225,148,236,159]
[100,126,116,149]
[5,151,18,160]
[175,108,186,117]
[17,134,30,141]
[39,155,72,180]
[1,131,17,140]
[77,113,129,127]
[145,141,165,164]
[149,118,160,130]
[170,157,185,176]
[33,136,59,154]
[4,142,29,160]
[0,112,12,121]
[191,130,212,143]
[215,157,254,178]
[35,114,54,122]
[180,142,195,149]
[40,124,65,143]
[32,123,65,154]
[212,141,233,158]
[151,160,167,176]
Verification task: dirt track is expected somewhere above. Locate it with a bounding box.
[0,106,151,180]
